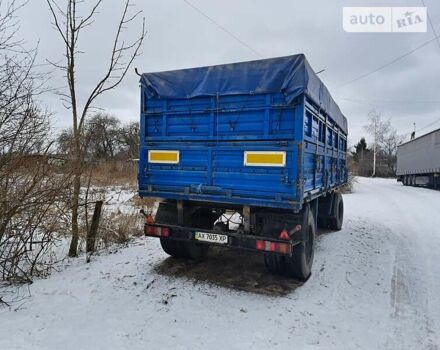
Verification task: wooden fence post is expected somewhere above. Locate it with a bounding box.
[86,200,103,253]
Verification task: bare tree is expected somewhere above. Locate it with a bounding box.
[46,0,146,257]
[364,110,391,177]
[58,113,122,161]
[118,121,139,159]
[0,0,70,283]
[86,113,121,160]
[380,128,405,175]
[364,110,404,177]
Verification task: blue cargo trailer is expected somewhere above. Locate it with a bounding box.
[138,55,348,280]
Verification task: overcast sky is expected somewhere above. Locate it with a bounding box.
[16,0,440,146]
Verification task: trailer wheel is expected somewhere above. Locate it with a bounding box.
[317,194,331,229]
[160,238,187,259]
[411,175,416,186]
[328,192,344,231]
[285,207,316,281]
[160,237,208,261]
[156,203,214,261]
[264,206,315,281]
[155,202,188,258]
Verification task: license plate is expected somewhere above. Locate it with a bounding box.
[194,231,228,244]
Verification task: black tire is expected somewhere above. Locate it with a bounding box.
[328,192,343,231]
[317,193,333,229]
[155,202,188,259]
[317,217,329,229]
[160,238,187,259]
[264,206,315,281]
[155,203,216,261]
[285,207,316,280]
[160,237,208,261]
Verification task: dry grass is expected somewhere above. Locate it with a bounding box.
[98,210,144,246]
[340,173,357,194]
[61,183,158,254]
[96,193,157,248]
[132,195,157,211]
[89,161,138,187]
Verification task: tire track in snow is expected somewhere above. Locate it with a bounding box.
[358,179,440,350]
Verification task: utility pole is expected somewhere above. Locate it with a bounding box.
[372,120,377,177]
[411,122,416,140]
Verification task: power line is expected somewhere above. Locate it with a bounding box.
[182,0,263,58]
[415,117,440,133]
[420,0,440,50]
[399,117,440,137]
[339,98,440,137]
[337,98,440,137]
[338,97,440,105]
[337,34,440,89]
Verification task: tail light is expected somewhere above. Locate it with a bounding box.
[256,240,291,254]
[145,225,170,237]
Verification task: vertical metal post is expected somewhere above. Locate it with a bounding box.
[243,205,251,234]
[373,120,377,177]
[177,200,184,225]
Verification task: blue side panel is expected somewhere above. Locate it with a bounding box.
[301,97,348,198]
[138,89,348,210]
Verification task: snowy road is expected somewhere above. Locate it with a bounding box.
[1,177,439,350]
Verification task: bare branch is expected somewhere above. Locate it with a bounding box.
[45,0,146,257]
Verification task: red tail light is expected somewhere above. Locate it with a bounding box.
[256,240,291,254]
[145,225,170,237]
[161,227,170,237]
[256,240,265,250]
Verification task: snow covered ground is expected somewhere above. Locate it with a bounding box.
[1,177,439,350]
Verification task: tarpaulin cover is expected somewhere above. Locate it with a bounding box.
[140,54,347,134]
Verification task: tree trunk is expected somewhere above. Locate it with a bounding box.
[68,169,81,257]
[68,136,82,257]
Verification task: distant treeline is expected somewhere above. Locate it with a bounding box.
[57,113,139,161]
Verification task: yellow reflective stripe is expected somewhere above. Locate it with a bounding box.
[244,151,286,167]
[148,150,179,164]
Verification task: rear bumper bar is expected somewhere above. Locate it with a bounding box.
[144,223,299,256]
